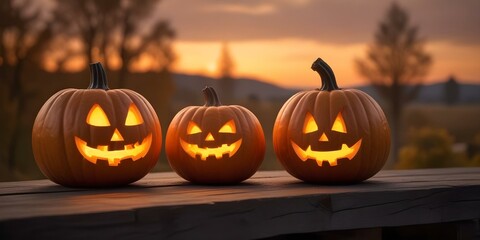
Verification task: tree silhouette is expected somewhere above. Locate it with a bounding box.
[356,3,431,166]
[0,0,53,169]
[53,0,175,87]
[217,42,235,104]
[444,76,459,105]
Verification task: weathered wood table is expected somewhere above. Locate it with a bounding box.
[1,168,480,239]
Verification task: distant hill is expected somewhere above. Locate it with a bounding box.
[172,73,296,103]
[357,82,480,104]
[173,73,480,105]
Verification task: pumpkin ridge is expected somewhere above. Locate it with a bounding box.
[353,91,379,179]
[35,89,74,184]
[68,90,94,185]
[339,90,364,180]
[361,90,391,176]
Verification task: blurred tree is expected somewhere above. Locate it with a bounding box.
[0,0,53,169]
[53,0,175,87]
[217,42,235,104]
[396,128,455,169]
[356,3,432,167]
[444,76,459,105]
[467,132,480,162]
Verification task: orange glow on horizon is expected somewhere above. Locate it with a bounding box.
[41,39,480,89]
[173,39,480,88]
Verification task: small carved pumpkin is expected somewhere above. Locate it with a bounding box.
[273,58,390,183]
[166,86,265,184]
[32,63,162,187]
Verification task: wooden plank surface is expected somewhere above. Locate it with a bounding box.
[1,168,480,239]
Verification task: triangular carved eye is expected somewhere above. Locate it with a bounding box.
[303,112,318,134]
[331,112,347,133]
[219,120,236,133]
[87,104,111,127]
[187,121,202,135]
[125,104,144,126]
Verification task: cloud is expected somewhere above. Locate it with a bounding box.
[157,0,480,45]
[203,3,276,15]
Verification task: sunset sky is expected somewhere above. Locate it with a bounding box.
[156,0,480,88]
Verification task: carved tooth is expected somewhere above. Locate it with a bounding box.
[98,145,108,151]
[108,159,120,166]
[315,160,322,167]
[125,144,134,150]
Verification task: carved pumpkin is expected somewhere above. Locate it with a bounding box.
[273,58,390,183]
[32,63,162,187]
[166,86,265,184]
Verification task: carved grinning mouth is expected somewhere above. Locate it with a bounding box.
[180,139,242,161]
[291,139,362,167]
[74,134,152,166]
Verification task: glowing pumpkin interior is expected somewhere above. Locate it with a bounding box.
[180,120,242,161]
[291,111,362,167]
[74,103,152,166]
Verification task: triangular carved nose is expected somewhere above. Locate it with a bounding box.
[111,128,124,141]
[205,132,215,141]
[319,133,329,142]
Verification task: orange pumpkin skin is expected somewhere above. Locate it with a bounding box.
[32,63,162,187]
[273,58,390,184]
[166,87,265,184]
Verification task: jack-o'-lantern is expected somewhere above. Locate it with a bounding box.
[166,86,265,184]
[32,62,162,187]
[273,58,390,183]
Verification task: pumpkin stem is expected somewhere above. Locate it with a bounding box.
[311,58,339,91]
[88,62,109,90]
[203,86,222,106]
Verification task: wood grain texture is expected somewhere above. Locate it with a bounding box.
[1,168,480,239]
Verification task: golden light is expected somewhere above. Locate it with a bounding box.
[173,40,480,88]
[219,120,236,133]
[125,103,144,126]
[292,111,362,166]
[291,139,362,167]
[331,113,347,133]
[206,62,217,75]
[76,103,153,166]
[187,121,202,135]
[319,133,329,142]
[180,138,243,161]
[75,134,153,166]
[180,119,242,160]
[173,40,366,88]
[303,112,318,133]
[87,104,110,127]
[110,129,124,141]
[205,133,215,141]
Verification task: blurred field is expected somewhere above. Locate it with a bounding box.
[404,104,480,143]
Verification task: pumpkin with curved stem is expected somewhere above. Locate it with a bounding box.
[32,62,162,187]
[273,58,390,183]
[166,86,265,184]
